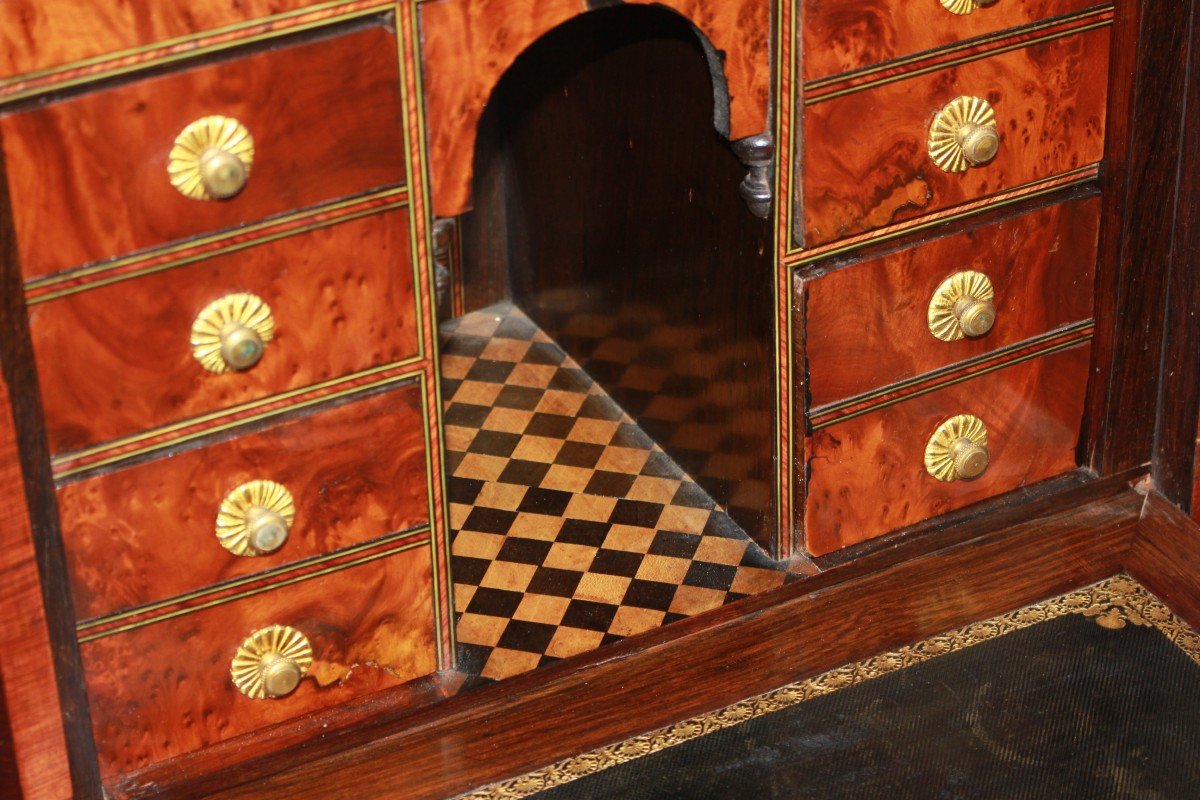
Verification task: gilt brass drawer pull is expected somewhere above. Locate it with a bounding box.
[939,0,999,15]
[190,292,275,373]
[925,414,989,482]
[231,625,312,700]
[216,480,295,557]
[169,115,255,201]
[928,271,996,341]
[929,96,1000,172]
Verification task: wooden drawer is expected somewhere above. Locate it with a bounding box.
[30,208,418,455]
[80,542,437,779]
[0,1,351,80]
[58,383,430,621]
[803,196,1099,407]
[802,0,1101,80]
[803,343,1089,556]
[0,23,405,280]
[801,26,1110,247]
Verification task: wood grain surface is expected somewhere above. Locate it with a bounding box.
[802,0,1104,81]
[30,208,418,456]
[1129,490,1200,630]
[0,1,378,81]
[803,195,1100,406]
[82,544,437,781]
[0,381,73,799]
[804,343,1090,555]
[58,384,429,621]
[801,27,1110,246]
[161,477,1141,800]
[1,23,405,280]
[419,0,771,217]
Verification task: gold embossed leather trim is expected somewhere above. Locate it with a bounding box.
[460,575,1197,799]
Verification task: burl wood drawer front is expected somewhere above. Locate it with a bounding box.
[802,0,1102,80]
[81,544,437,779]
[58,384,429,621]
[31,209,418,455]
[801,27,1110,247]
[0,1,353,80]
[804,195,1099,407]
[0,24,405,281]
[804,344,1089,556]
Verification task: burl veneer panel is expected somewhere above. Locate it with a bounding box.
[58,384,429,621]
[82,545,437,781]
[804,195,1100,406]
[31,209,417,455]
[1,24,405,280]
[419,0,771,217]
[803,0,1102,80]
[804,343,1090,556]
[802,28,1110,246]
[0,1,362,79]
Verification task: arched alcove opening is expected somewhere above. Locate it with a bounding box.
[451,4,777,549]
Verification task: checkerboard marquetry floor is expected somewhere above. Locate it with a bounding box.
[443,303,789,681]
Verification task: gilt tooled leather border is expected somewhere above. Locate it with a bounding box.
[459,575,1200,799]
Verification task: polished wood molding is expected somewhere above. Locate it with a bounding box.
[0,133,102,798]
[1128,489,1200,630]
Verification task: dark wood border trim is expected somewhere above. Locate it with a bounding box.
[1150,2,1200,511]
[1085,0,1195,475]
[0,137,102,797]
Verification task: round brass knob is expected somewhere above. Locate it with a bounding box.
[219,322,265,371]
[958,122,1001,166]
[925,414,990,482]
[199,148,250,199]
[169,116,255,201]
[231,625,312,700]
[216,480,295,557]
[928,271,996,341]
[929,96,1000,173]
[939,0,999,15]
[950,437,990,480]
[259,652,303,697]
[190,293,275,374]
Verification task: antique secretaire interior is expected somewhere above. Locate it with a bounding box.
[2,0,1200,797]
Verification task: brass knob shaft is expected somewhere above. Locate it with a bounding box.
[219,322,265,371]
[191,293,275,374]
[928,271,997,341]
[231,626,312,700]
[940,0,999,15]
[925,414,990,482]
[216,480,295,557]
[169,116,255,201]
[929,96,1000,173]
[199,148,250,200]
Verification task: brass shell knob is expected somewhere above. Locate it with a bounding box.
[925,414,990,482]
[231,625,312,700]
[929,96,1000,172]
[169,116,255,201]
[939,0,999,15]
[928,271,996,341]
[190,293,275,374]
[216,480,295,557]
